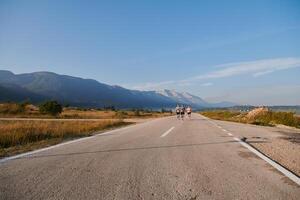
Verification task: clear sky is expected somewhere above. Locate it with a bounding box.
[1,0,300,105]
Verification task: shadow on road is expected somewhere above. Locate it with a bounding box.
[13,141,238,160]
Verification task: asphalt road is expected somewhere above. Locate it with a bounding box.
[1,114,299,199]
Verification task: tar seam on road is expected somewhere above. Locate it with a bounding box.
[233,137,300,186]
[160,127,175,138]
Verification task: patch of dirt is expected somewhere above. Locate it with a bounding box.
[281,136,300,144]
[238,151,259,159]
[271,128,300,145]
[246,107,269,120]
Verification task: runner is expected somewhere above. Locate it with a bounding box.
[180,105,185,120]
[175,105,181,119]
[186,106,192,119]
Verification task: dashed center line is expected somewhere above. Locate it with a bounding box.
[207,119,234,137]
[160,127,175,138]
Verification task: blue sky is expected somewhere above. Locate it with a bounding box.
[1,0,300,105]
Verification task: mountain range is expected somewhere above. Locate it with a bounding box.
[156,90,236,108]
[0,70,236,109]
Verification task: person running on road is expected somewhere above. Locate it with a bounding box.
[175,105,181,119]
[180,105,185,120]
[186,106,192,119]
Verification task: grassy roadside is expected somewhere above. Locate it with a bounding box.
[0,120,132,158]
[200,110,300,129]
[0,103,172,119]
[62,109,172,119]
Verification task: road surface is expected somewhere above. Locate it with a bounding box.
[1,114,299,199]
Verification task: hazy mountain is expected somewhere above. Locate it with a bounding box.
[156,89,237,108]
[0,70,236,108]
[209,101,238,108]
[156,89,209,107]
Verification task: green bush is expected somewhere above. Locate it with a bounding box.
[39,101,62,116]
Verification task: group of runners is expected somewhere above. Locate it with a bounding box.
[175,105,192,120]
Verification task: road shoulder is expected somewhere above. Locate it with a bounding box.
[206,117,300,178]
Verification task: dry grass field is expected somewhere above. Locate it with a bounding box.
[0,103,172,157]
[0,103,172,119]
[0,120,130,157]
[61,109,171,119]
[61,109,117,119]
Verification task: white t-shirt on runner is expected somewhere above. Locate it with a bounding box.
[186,107,191,113]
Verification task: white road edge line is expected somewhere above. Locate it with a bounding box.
[222,129,227,132]
[227,132,233,136]
[233,137,300,186]
[160,127,175,138]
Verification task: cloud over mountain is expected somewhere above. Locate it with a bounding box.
[131,57,300,90]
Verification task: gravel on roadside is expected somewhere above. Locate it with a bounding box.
[249,133,300,177]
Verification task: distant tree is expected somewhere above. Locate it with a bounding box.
[39,101,62,116]
[18,101,29,113]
